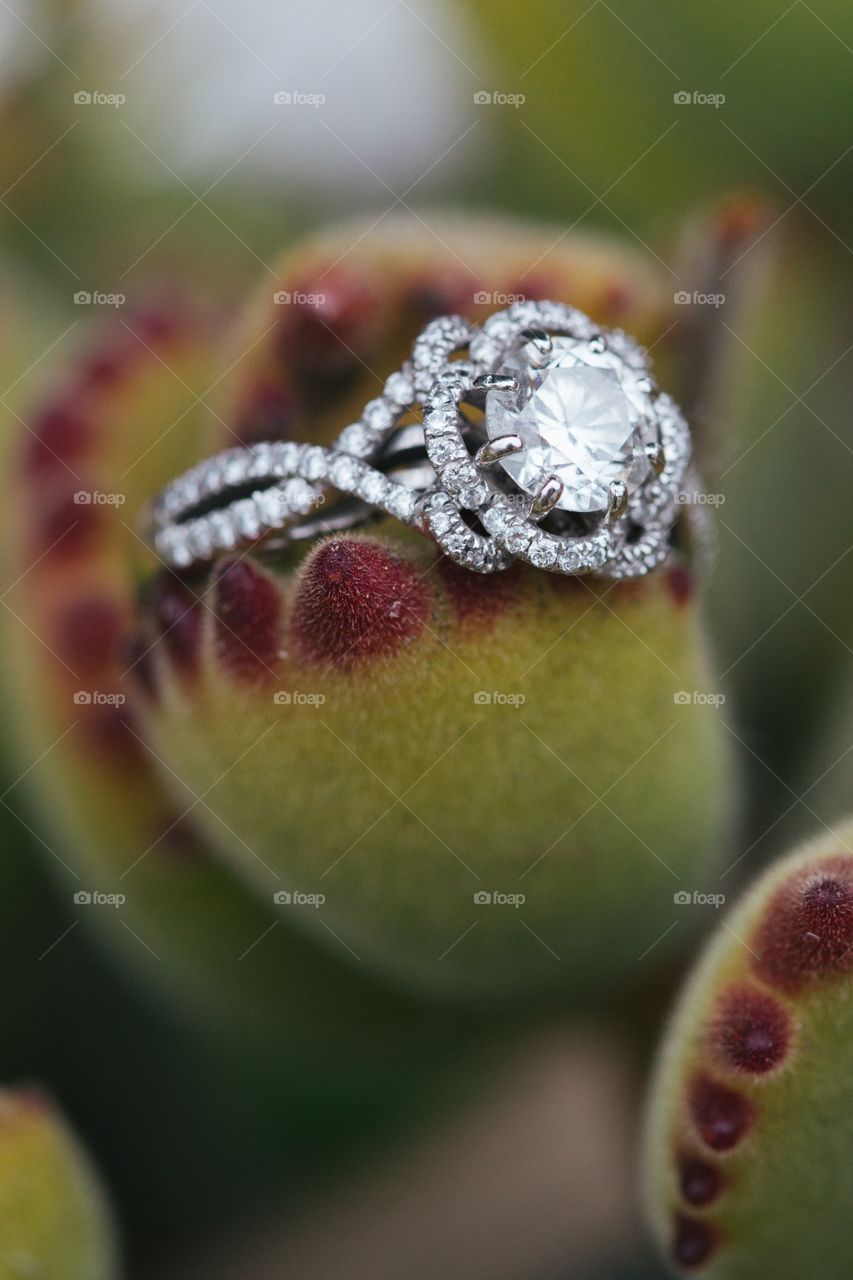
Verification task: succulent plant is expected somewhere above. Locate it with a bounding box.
[0,1087,118,1277]
[4,1,852,1269]
[644,824,853,1277]
[0,214,734,1024]
[137,215,736,1001]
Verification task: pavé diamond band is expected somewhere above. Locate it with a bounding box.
[147,301,699,578]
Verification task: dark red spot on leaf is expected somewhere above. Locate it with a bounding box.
[278,265,382,371]
[678,1153,724,1207]
[438,558,522,629]
[131,299,193,348]
[711,984,792,1075]
[292,537,428,671]
[667,563,694,608]
[715,193,768,251]
[752,856,853,993]
[22,404,93,477]
[79,343,134,389]
[409,270,479,319]
[513,274,560,303]
[78,703,144,766]
[212,558,281,681]
[673,1214,719,1270]
[3,1087,52,1122]
[54,595,122,677]
[234,377,297,444]
[23,1087,54,1114]
[35,486,101,558]
[688,1075,754,1151]
[599,281,635,317]
[150,573,203,676]
[124,634,158,701]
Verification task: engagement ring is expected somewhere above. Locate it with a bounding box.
[147,300,699,578]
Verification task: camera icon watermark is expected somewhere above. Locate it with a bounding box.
[473,90,525,107]
[674,290,725,308]
[673,690,726,708]
[73,291,126,308]
[73,691,126,707]
[73,90,126,108]
[676,490,725,507]
[273,690,326,706]
[673,889,726,909]
[273,890,326,908]
[473,890,526,907]
[273,90,326,107]
[473,289,526,306]
[474,690,526,707]
[273,290,327,306]
[73,489,126,506]
[73,889,126,908]
[673,90,725,108]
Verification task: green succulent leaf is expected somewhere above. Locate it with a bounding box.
[644,823,853,1278]
[0,1088,118,1278]
[140,530,729,1001]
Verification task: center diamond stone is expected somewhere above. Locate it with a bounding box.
[486,340,654,513]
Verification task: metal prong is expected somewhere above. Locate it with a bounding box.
[587,334,606,355]
[531,475,564,520]
[475,434,524,467]
[607,480,628,519]
[520,327,552,361]
[472,373,519,394]
[645,440,666,476]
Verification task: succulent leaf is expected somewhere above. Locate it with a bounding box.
[125,216,733,1001]
[139,543,728,1002]
[644,825,853,1277]
[0,1088,118,1278]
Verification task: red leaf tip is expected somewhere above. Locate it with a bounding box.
[672,1214,719,1270]
[677,1153,724,1208]
[212,558,282,682]
[752,855,853,993]
[688,1074,755,1152]
[292,537,428,672]
[710,983,792,1075]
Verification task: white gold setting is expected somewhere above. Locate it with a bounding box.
[147,301,697,579]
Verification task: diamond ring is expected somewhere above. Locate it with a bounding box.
[147,300,698,578]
